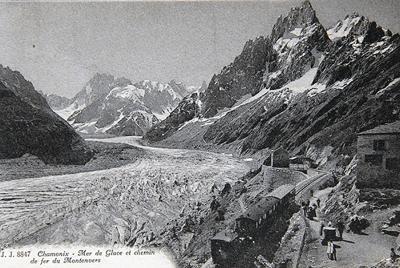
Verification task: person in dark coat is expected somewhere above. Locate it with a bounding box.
[316,198,321,207]
[210,196,220,211]
[320,222,325,236]
[391,248,399,263]
[301,202,307,217]
[337,221,345,240]
[220,183,231,197]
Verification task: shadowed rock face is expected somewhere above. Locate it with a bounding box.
[200,36,274,118]
[0,65,93,165]
[145,92,201,142]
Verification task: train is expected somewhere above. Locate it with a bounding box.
[210,184,296,267]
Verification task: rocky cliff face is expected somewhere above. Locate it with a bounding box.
[58,74,192,136]
[145,92,201,142]
[200,36,273,117]
[0,65,93,164]
[146,0,400,167]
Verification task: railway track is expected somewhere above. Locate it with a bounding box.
[295,171,331,198]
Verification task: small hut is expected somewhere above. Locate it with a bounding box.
[271,148,289,168]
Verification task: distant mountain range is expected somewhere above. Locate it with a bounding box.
[0,65,93,165]
[145,0,400,166]
[43,74,205,136]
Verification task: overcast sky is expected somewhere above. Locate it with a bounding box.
[0,0,399,97]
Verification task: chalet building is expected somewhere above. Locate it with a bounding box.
[289,156,314,173]
[271,148,289,168]
[357,121,400,171]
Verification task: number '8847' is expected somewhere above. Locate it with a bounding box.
[0,250,31,257]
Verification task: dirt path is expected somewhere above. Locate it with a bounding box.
[0,136,251,247]
[299,190,397,268]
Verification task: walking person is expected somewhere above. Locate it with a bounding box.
[320,221,325,236]
[327,240,336,260]
[337,221,345,240]
[316,198,321,208]
[302,202,307,217]
[390,248,399,263]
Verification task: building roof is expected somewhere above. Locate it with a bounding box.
[272,148,289,155]
[237,196,279,222]
[267,184,295,200]
[358,121,400,135]
[211,230,238,242]
[289,156,314,164]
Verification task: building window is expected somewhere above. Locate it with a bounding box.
[373,140,386,151]
[365,154,383,166]
[386,158,400,171]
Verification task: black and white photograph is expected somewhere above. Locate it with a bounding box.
[0,0,400,267]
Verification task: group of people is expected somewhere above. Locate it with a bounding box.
[302,195,344,262]
[301,199,319,220]
[320,221,345,240]
[320,221,344,261]
[348,215,367,234]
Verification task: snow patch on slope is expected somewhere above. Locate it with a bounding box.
[55,101,85,120]
[327,16,361,40]
[107,85,145,102]
[376,77,400,96]
[290,28,303,36]
[285,67,325,94]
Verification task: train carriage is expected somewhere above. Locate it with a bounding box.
[210,230,240,267]
[266,184,295,210]
[211,184,296,267]
[236,196,280,237]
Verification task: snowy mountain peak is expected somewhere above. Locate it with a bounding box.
[106,84,145,102]
[145,0,400,150]
[53,74,192,136]
[264,1,330,92]
[327,14,366,41]
[271,0,320,43]
[327,13,392,44]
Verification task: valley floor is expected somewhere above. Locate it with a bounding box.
[0,136,251,249]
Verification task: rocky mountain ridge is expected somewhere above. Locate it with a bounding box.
[145,0,400,169]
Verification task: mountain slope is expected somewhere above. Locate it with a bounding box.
[0,65,93,164]
[145,1,400,167]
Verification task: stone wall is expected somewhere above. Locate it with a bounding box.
[273,212,306,268]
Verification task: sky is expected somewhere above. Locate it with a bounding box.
[0,0,399,98]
